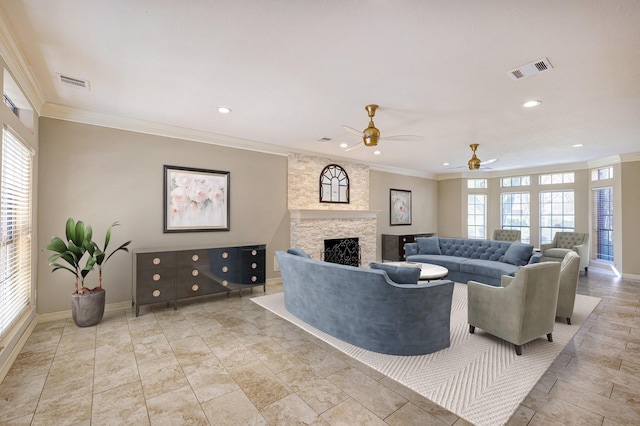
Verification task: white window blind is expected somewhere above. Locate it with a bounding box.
[0,127,33,339]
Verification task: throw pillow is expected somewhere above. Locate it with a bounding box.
[370,262,421,284]
[404,243,418,256]
[417,237,441,255]
[287,247,310,258]
[502,243,534,266]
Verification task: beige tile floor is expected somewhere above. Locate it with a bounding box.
[1,269,638,425]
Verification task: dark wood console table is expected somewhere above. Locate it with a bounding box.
[133,244,266,316]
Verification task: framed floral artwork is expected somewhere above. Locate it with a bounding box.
[163,165,230,232]
[390,189,411,226]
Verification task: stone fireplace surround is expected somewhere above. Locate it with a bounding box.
[287,153,377,266]
[289,209,377,266]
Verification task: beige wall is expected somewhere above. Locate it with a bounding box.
[370,170,438,259]
[437,178,465,237]
[621,161,640,276]
[37,118,289,314]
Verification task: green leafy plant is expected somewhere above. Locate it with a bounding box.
[46,218,96,294]
[92,222,131,291]
[46,218,131,294]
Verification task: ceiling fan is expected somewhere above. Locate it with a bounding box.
[342,104,423,151]
[458,144,498,170]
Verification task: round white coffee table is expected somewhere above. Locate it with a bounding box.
[386,262,449,281]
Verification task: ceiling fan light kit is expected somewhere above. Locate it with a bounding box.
[468,143,481,170]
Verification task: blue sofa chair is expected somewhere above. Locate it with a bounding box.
[276,249,455,356]
[405,236,541,286]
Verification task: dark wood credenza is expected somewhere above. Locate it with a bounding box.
[133,244,266,316]
[381,233,435,261]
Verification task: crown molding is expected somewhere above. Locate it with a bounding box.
[0,9,45,113]
[41,102,292,157]
[621,152,640,163]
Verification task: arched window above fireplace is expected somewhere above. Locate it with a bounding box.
[319,164,350,203]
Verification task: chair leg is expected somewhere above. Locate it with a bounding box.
[566,317,571,325]
[514,345,522,356]
[469,325,475,334]
[547,333,553,342]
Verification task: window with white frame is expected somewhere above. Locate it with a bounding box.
[501,192,530,243]
[501,176,530,187]
[539,190,575,244]
[539,172,574,185]
[467,194,487,239]
[467,179,487,189]
[591,166,613,181]
[592,186,614,262]
[0,127,33,339]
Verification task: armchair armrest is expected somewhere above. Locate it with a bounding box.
[501,275,515,287]
[540,242,554,253]
[572,242,588,258]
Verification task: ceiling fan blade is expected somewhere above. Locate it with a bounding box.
[344,141,364,152]
[342,125,364,137]
[381,134,424,141]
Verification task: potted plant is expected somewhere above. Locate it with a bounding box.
[46,218,131,327]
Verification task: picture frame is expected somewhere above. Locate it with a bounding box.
[163,165,230,232]
[390,188,412,226]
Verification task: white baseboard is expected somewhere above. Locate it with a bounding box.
[622,273,640,281]
[0,309,37,383]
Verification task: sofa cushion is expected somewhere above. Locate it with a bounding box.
[503,243,534,266]
[406,254,465,272]
[460,259,519,279]
[404,243,418,256]
[370,262,421,284]
[287,247,310,258]
[417,237,441,255]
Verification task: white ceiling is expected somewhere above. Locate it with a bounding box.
[2,0,640,176]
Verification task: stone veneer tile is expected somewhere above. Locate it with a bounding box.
[92,381,149,425]
[229,360,292,410]
[200,388,267,425]
[146,385,209,425]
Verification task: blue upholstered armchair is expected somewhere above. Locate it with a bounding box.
[540,232,589,273]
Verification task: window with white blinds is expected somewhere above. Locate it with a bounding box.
[592,186,614,262]
[0,127,33,339]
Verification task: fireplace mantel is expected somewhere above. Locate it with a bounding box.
[289,209,379,220]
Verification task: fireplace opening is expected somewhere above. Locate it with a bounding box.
[323,237,360,267]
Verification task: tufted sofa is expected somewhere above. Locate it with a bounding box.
[405,236,541,286]
[540,232,589,273]
[275,249,455,355]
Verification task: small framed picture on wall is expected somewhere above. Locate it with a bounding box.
[390,189,412,226]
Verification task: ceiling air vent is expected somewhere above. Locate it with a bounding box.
[507,58,553,80]
[56,73,90,91]
[317,137,332,142]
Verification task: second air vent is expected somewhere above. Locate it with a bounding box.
[507,58,553,80]
[57,73,90,90]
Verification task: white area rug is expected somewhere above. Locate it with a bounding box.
[252,283,600,426]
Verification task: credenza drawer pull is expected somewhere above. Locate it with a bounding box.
[192,269,199,276]
[153,274,161,281]
[152,289,160,297]
[251,249,257,256]
[222,252,228,259]
[222,280,228,286]
[251,262,257,269]
[191,284,199,292]
[153,257,161,265]
[222,266,228,273]
[192,254,199,262]
[251,275,257,282]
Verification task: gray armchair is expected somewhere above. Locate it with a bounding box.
[467,261,561,355]
[557,251,580,325]
[540,232,589,273]
[492,229,521,242]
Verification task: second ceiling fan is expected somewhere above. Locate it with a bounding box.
[342,104,423,151]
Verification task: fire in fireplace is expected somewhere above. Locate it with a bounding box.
[323,237,360,267]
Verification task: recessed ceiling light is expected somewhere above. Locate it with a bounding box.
[217,106,232,114]
[339,143,349,148]
[373,151,381,155]
[572,143,584,148]
[523,100,541,108]
[443,162,450,166]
